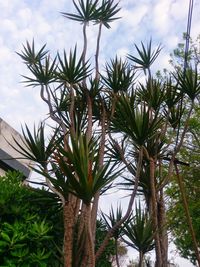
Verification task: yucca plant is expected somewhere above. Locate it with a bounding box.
[122,203,154,267]
[101,205,124,267]
[101,57,135,94]
[111,94,163,148]
[127,40,162,77]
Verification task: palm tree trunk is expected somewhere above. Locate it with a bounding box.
[81,204,95,267]
[91,105,106,241]
[63,201,74,267]
[81,22,87,66]
[115,238,120,267]
[95,22,102,81]
[158,188,168,267]
[149,158,162,267]
[139,251,144,267]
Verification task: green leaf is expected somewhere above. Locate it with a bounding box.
[17,40,48,66]
[62,0,99,23]
[101,57,135,93]
[127,40,162,74]
[57,46,91,85]
[1,232,11,243]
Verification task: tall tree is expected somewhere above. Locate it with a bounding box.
[15,2,200,266]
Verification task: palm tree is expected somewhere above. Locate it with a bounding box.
[16,2,122,266]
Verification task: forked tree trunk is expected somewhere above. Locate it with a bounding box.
[81,204,95,267]
[63,201,74,267]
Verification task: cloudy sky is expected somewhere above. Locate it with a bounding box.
[0,0,199,265]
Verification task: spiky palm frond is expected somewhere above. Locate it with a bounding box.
[51,86,88,134]
[175,68,200,100]
[106,137,127,164]
[164,104,185,130]
[55,134,119,205]
[123,203,154,254]
[22,56,57,86]
[101,204,123,239]
[127,40,162,74]
[57,47,91,85]
[12,123,60,168]
[137,78,166,112]
[17,40,48,66]
[164,77,181,109]
[37,162,69,200]
[62,0,99,23]
[118,164,151,202]
[96,0,121,28]
[101,57,135,93]
[111,95,163,147]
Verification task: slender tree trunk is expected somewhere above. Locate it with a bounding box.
[81,204,95,267]
[115,239,120,267]
[81,22,87,66]
[149,158,162,267]
[139,251,144,267]
[91,105,106,241]
[95,22,102,81]
[63,201,74,267]
[158,189,168,267]
[86,93,93,141]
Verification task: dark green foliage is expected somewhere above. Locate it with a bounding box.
[101,204,123,240]
[62,0,99,23]
[17,40,48,66]
[56,134,119,204]
[111,95,163,147]
[0,171,63,267]
[57,47,91,85]
[12,123,59,168]
[96,0,121,28]
[167,171,200,265]
[95,219,115,267]
[101,57,135,93]
[123,204,154,254]
[175,67,200,100]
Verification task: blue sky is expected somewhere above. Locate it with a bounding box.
[0,1,199,265]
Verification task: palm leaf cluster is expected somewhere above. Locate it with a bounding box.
[54,134,119,205]
[123,204,154,254]
[62,0,120,28]
[111,94,163,147]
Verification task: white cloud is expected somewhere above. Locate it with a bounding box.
[152,0,172,35]
[121,4,149,28]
